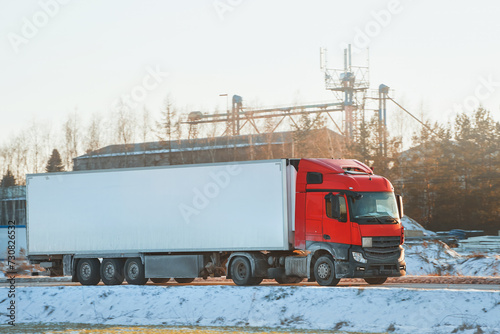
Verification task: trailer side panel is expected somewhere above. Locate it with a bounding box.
[27,160,289,254]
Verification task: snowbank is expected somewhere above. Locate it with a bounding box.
[1,285,499,333]
[404,240,500,276]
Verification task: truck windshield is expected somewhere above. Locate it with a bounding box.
[349,192,399,224]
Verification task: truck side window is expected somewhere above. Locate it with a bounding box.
[325,195,348,222]
[307,172,323,184]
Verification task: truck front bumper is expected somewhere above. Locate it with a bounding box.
[335,245,406,278]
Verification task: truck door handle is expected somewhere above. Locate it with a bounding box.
[323,234,331,240]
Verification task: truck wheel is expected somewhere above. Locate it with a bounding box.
[364,277,387,285]
[249,277,263,285]
[314,255,340,286]
[150,278,170,284]
[276,276,303,284]
[230,257,253,286]
[174,278,195,284]
[124,258,147,285]
[100,259,124,285]
[77,258,101,286]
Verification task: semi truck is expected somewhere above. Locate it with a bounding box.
[26,158,406,286]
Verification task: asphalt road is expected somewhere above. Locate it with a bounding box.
[1,277,499,290]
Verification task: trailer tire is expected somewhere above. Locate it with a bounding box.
[174,278,195,284]
[124,258,147,285]
[313,255,340,286]
[230,257,254,286]
[77,258,101,286]
[100,259,125,285]
[150,278,170,284]
[364,277,387,285]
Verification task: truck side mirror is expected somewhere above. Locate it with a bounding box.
[325,193,341,219]
[396,195,404,219]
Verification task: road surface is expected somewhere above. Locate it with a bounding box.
[1,276,499,290]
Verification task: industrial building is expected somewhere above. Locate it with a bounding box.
[73,129,344,171]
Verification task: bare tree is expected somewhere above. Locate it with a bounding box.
[62,112,81,170]
[84,113,104,154]
[27,119,43,174]
[115,102,136,145]
[205,111,221,163]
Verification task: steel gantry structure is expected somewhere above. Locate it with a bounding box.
[185,96,345,137]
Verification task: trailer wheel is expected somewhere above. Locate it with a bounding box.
[276,276,303,284]
[77,258,101,286]
[313,255,340,286]
[100,259,125,285]
[124,258,147,285]
[230,257,253,286]
[150,278,170,284]
[364,277,387,285]
[174,278,195,284]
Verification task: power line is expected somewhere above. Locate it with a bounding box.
[387,96,441,137]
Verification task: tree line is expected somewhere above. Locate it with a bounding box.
[348,108,500,235]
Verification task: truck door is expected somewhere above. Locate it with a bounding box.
[323,193,351,245]
[305,192,324,242]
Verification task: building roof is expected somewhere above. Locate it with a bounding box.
[74,129,340,161]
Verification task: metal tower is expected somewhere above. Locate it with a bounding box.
[320,45,370,140]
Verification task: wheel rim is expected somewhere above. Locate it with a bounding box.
[81,262,92,280]
[128,262,139,280]
[236,262,247,280]
[317,262,331,280]
[104,263,115,280]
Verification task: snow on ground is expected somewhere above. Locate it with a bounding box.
[401,216,500,277]
[404,240,500,276]
[401,216,436,236]
[1,285,499,334]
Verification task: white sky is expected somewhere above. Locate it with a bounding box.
[1,0,499,143]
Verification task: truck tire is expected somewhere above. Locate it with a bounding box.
[124,258,147,285]
[150,278,170,284]
[275,276,303,284]
[230,257,254,286]
[364,277,387,285]
[249,277,263,285]
[77,258,101,286]
[313,255,340,286]
[174,278,195,284]
[100,259,125,285]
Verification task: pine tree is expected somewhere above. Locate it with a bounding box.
[45,149,65,173]
[0,169,16,187]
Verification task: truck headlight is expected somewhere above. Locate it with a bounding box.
[362,237,372,248]
[398,248,405,262]
[352,251,367,263]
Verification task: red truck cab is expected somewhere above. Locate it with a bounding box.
[292,158,406,285]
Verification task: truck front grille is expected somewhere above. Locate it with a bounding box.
[372,236,400,248]
[365,236,401,260]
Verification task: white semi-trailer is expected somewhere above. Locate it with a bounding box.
[27,159,405,286]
